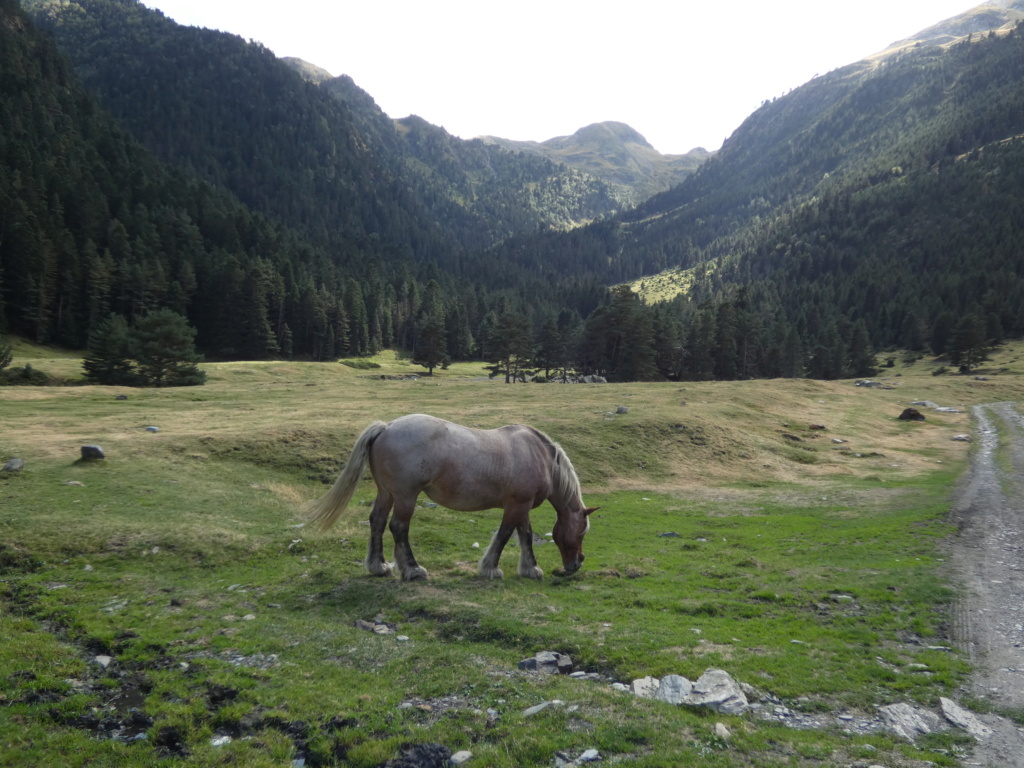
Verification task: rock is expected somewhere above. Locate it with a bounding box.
[658,531,681,538]
[654,674,692,704]
[831,438,847,444]
[523,701,551,717]
[210,735,232,747]
[910,400,939,408]
[578,749,600,762]
[115,394,128,400]
[80,445,105,460]
[952,434,972,442]
[616,405,629,414]
[898,408,925,421]
[145,426,160,432]
[610,682,630,692]
[519,651,571,674]
[355,619,377,632]
[383,743,452,768]
[855,379,882,388]
[934,406,961,413]
[2,458,24,472]
[631,676,660,698]
[808,424,826,430]
[448,750,473,766]
[878,702,944,741]
[939,697,994,740]
[92,655,113,669]
[714,722,731,739]
[685,669,749,715]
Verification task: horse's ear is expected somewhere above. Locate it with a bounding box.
[584,506,600,515]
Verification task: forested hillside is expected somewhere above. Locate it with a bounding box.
[5,0,1024,384]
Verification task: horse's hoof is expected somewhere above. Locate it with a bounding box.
[366,561,394,577]
[402,566,429,581]
[519,566,544,580]
[479,566,504,579]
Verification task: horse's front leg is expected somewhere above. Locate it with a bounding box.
[515,516,543,580]
[366,490,394,577]
[390,500,428,581]
[479,523,515,579]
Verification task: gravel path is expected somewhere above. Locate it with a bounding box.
[948,401,1024,767]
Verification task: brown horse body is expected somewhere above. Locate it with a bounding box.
[306,414,595,580]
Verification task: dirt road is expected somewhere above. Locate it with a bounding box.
[949,401,1024,767]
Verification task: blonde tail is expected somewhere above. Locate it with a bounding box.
[305,421,387,531]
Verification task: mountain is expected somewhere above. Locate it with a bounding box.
[479,121,711,205]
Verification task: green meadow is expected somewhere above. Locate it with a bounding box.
[3,344,1024,767]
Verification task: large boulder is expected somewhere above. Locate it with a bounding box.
[878,702,944,741]
[685,669,749,715]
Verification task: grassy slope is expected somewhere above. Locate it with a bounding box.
[2,344,1023,766]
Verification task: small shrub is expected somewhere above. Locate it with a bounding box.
[932,366,949,376]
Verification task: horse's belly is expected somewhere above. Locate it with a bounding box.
[422,485,501,512]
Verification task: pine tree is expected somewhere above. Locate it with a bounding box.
[133,308,206,386]
[82,313,139,385]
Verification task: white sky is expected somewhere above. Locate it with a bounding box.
[143,0,976,155]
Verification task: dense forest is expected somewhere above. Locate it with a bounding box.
[3,0,1024,383]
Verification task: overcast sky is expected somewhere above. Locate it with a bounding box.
[143,0,976,155]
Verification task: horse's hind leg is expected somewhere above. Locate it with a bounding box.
[390,498,428,581]
[366,490,394,577]
[515,516,543,580]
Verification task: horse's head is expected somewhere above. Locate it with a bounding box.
[552,505,598,574]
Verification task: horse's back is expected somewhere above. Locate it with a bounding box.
[370,415,553,510]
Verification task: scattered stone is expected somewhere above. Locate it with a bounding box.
[610,682,630,692]
[809,424,826,430]
[898,408,925,421]
[615,405,629,414]
[518,651,573,674]
[631,676,660,698]
[687,669,749,715]
[145,426,160,432]
[855,379,883,388]
[65,480,85,486]
[210,735,232,747]
[714,722,731,740]
[2,458,24,472]
[397,635,410,642]
[83,564,93,571]
[831,438,847,444]
[952,434,973,442]
[448,751,473,766]
[934,406,961,413]
[382,743,451,768]
[878,702,944,741]
[654,674,693,704]
[523,701,552,717]
[92,655,113,669]
[939,697,994,740]
[910,400,939,408]
[80,445,105,460]
[578,749,600,762]
[658,531,681,538]
[115,394,128,400]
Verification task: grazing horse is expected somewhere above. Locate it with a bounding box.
[305,414,596,580]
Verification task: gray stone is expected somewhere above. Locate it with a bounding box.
[92,655,113,669]
[658,531,681,538]
[616,405,629,414]
[80,445,105,460]
[939,697,994,740]
[685,669,749,715]
[523,701,551,717]
[952,434,973,442]
[2,458,24,472]
[578,749,600,762]
[714,722,731,739]
[631,676,660,698]
[448,750,473,766]
[654,674,692,704]
[610,682,631,692]
[878,702,944,741]
[145,426,160,432]
[115,394,128,400]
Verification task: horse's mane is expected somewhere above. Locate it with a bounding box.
[549,440,583,508]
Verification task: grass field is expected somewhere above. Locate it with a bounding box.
[3,343,1024,766]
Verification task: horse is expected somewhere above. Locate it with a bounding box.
[305,414,597,580]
